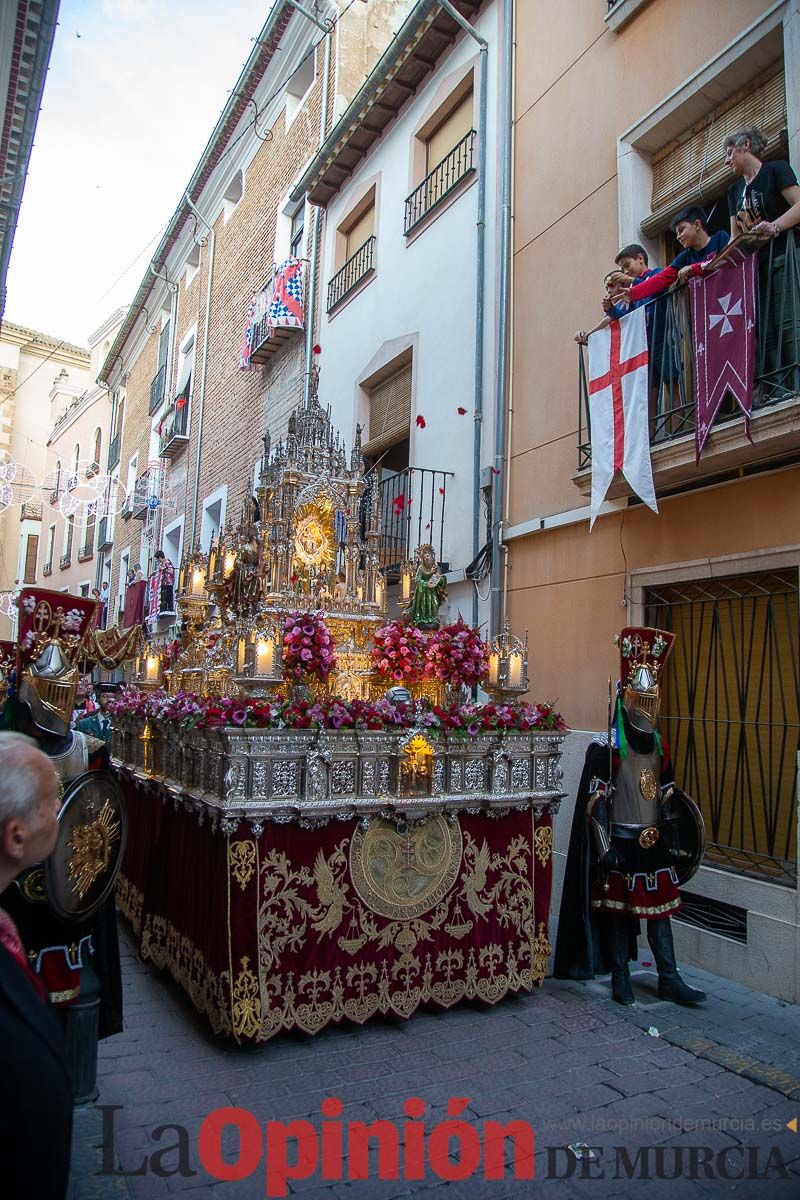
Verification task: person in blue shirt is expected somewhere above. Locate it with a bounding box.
[609,208,729,306]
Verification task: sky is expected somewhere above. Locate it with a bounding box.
[5,0,269,347]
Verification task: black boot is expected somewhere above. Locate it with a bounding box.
[606,917,635,1006]
[647,918,706,1005]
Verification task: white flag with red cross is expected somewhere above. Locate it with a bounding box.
[587,307,657,528]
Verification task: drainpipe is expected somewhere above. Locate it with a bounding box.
[436,0,488,628]
[500,0,516,627]
[148,263,178,564]
[303,8,333,409]
[490,0,513,636]
[184,194,216,546]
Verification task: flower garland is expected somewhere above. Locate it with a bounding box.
[371,620,427,683]
[282,611,336,681]
[108,687,566,736]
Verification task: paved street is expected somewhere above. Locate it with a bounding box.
[71,921,800,1200]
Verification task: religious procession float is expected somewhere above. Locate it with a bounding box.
[109,377,568,1044]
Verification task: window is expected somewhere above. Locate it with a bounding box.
[362,363,412,460]
[286,46,316,126]
[200,486,227,553]
[92,427,102,471]
[290,204,306,259]
[45,524,55,569]
[641,67,786,238]
[23,534,38,584]
[185,242,201,287]
[406,82,475,234]
[425,91,473,176]
[79,583,90,598]
[345,203,375,262]
[163,518,183,570]
[328,189,377,312]
[223,170,244,222]
[118,548,130,615]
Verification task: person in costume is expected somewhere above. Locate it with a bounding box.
[404,544,446,629]
[554,626,706,1006]
[0,589,123,1039]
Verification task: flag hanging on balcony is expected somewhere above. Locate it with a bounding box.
[588,307,657,528]
[690,245,757,461]
[268,257,305,330]
[239,288,270,370]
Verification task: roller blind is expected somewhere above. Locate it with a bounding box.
[345,204,375,260]
[426,92,473,173]
[642,67,786,238]
[363,365,412,458]
[23,534,38,584]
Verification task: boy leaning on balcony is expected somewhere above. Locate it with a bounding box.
[574,243,661,345]
[607,207,729,308]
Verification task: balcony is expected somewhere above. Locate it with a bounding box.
[149,363,167,415]
[43,561,52,577]
[108,431,121,470]
[327,236,376,313]
[59,552,71,570]
[159,397,190,459]
[377,466,454,576]
[247,270,306,366]
[85,461,100,479]
[20,500,42,520]
[97,516,113,551]
[574,234,800,498]
[78,538,94,563]
[132,470,152,520]
[404,130,476,235]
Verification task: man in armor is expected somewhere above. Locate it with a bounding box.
[554,627,706,1006]
[0,589,123,1039]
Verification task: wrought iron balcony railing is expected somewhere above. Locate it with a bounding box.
[404,130,476,235]
[59,552,71,570]
[20,500,42,520]
[78,542,94,562]
[376,466,455,576]
[108,431,121,470]
[576,232,800,470]
[149,363,167,415]
[43,561,53,577]
[132,470,151,519]
[97,516,112,550]
[159,397,190,458]
[327,236,376,312]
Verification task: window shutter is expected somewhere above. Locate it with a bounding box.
[363,365,412,458]
[23,534,38,584]
[426,92,473,173]
[642,67,786,238]
[345,204,375,260]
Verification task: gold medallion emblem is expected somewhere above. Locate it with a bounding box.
[349,815,462,920]
[639,767,658,802]
[67,799,121,901]
[639,826,660,849]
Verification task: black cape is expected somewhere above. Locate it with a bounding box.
[552,739,638,980]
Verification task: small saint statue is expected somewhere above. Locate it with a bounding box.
[404,544,446,630]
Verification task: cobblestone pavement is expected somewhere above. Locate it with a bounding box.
[71,924,800,1199]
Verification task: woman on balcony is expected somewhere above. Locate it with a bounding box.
[725,125,800,396]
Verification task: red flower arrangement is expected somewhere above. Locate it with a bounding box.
[371,620,427,683]
[283,611,337,681]
[425,617,488,688]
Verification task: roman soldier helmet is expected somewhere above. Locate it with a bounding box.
[15,589,99,736]
[616,626,675,727]
[0,639,15,715]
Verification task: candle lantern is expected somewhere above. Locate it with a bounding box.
[486,621,529,702]
[232,617,283,693]
[136,643,164,691]
[400,560,414,604]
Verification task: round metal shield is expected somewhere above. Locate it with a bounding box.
[670,788,706,885]
[44,770,127,921]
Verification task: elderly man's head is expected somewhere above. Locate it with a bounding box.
[0,733,61,888]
